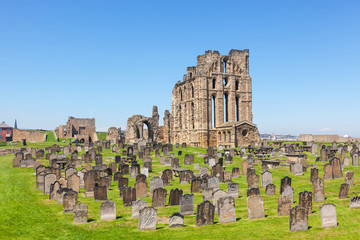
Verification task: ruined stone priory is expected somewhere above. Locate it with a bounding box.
[55,116,98,143]
[125,49,261,148]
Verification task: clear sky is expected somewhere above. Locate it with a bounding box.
[1,1,359,136]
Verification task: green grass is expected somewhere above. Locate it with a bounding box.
[1,144,360,239]
[97,132,107,141]
[46,131,56,142]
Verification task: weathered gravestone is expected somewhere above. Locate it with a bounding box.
[320,203,337,228]
[247,188,260,197]
[179,170,193,184]
[123,187,136,207]
[36,172,46,191]
[232,168,240,178]
[180,194,194,215]
[44,173,57,195]
[265,184,276,195]
[338,183,349,199]
[282,185,294,202]
[135,181,148,198]
[94,186,107,201]
[73,204,88,224]
[242,161,249,176]
[150,177,163,196]
[212,189,228,213]
[100,200,116,221]
[352,153,359,166]
[312,177,325,202]
[218,196,236,223]
[196,201,215,226]
[278,196,292,216]
[261,170,272,188]
[139,207,157,230]
[63,190,78,213]
[191,178,201,193]
[343,157,350,166]
[169,212,184,228]
[67,173,80,193]
[247,195,265,219]
[280,176,292,194]
[152,188,167,207]
[227,183,239,198]
[290,206,308,232]
[310,168,318,182]
[84,171,95,196]
[247,173,259,189]
[349,196,360,208]
[294,163,303,176]
[49,181,61,200]
[132,199,148,218]
[330,158,342,179]
[345,171,354,186]
[169,188,183,206]
[299,191,312,215]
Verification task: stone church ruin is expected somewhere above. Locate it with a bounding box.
[55,117,98,143]
[125,49,260,147]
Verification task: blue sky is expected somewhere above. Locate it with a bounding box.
[1,1,359,136]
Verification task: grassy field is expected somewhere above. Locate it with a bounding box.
[1,142,360,239]
[97,132,107,141]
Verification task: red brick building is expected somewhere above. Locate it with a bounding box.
[0,122,13,142]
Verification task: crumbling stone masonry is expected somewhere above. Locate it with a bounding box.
[55,117,98,143]
[168,49,260,148]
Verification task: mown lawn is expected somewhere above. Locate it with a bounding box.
[1,144,360,239]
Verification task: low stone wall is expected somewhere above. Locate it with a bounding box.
[300,134,360,143]
[13,129,47,142]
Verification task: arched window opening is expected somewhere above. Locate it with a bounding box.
[235,96,239,122]
[191,102,195,129]
[228,131,231,142]
[191,85,194,98]
[224,131,226,141]
[211,95,216,128]
[235,80,239,91]
[223,78,227,86]
[219,132,222,142]
[189,73,192,78]
[223,61,226,73]
[223,93,228,122]
[180,89,183,101]
[212,79,216,89]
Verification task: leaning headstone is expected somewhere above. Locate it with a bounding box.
[67,173,80,193]
[278,196,292,216]
[49,181,61,200]
[169,212,184,228]
[73,204,88,224]
[323,164,332,180]
[100,200,116,221]
[132,199,148,218]
[200,166,209,177]
[247,195,265,219]
[312,177,325,202]
[139,207,157,230]
[320,203,337,228]
[218,196,236,223]
[94,186,107,201]
[338,183,349,199]
[180,194,194,215]
[290,206,308,232]
[196,201,215,226]
[265,184,276,195]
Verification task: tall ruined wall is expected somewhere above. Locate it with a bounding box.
[13,129,47,142]
[171,49,255,147]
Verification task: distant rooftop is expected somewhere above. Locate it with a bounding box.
[0,121,12,128]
